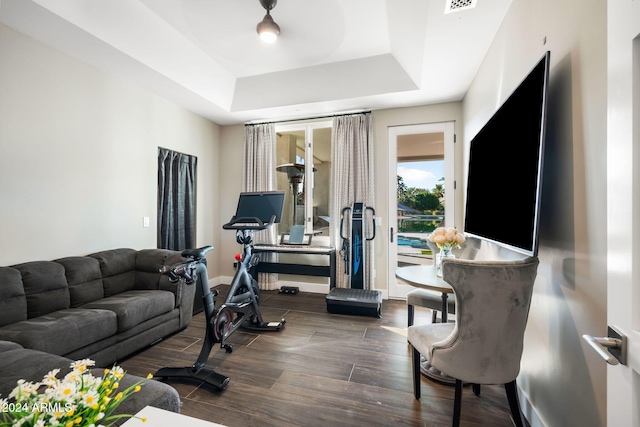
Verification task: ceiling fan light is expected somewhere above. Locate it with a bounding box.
[257,12,280,43]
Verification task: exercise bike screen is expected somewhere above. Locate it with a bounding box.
[234,191,285,224]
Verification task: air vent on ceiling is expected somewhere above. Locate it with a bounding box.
[445,0,478,14]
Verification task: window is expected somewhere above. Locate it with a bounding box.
[275,121,332,238]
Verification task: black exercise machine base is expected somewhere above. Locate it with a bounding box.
[326,288,382,318]
[154,366,230,391]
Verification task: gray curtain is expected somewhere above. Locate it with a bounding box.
[158,147,197,251]
[243,123,278,289]
[330,113,375,289]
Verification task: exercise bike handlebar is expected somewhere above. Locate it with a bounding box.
[222,215,276,231]
[159,245,213,284]
[159,261,197,284]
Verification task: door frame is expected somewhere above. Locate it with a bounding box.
[387,121,456,299]
[606,1,640,425]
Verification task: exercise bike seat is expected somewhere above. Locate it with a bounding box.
[181,246,213,261]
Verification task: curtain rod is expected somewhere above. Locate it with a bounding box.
[245,110,371,126]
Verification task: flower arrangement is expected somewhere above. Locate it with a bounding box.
[0,359,150,427]
[428,226,465,251]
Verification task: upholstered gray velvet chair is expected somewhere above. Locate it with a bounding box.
[407,256,539,427]
[406,237,481,325]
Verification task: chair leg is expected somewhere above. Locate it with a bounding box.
[505,380,525,427]
[411,346,421,399]
[453,379,463,427]
[408,304,415,327]
[432,309,438,323]
[472,383,481,396]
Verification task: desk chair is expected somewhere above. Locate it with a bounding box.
[407,257,539,427]
[406,238,480,325]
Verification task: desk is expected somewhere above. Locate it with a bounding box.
[252,244,336,288]
[121,406,227,426]
[395,265,453,322]
[395,264,456,385]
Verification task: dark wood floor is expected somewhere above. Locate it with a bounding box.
[120,287,518,427]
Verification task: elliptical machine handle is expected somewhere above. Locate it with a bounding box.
[340,207,350,240]
[366,206,376,241]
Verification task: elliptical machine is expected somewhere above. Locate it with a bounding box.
[154,191,287,391]
[326,202,382,317]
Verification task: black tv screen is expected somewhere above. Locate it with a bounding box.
[234,191,285,224]
[464,51,550,257]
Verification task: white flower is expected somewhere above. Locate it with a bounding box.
[50,380,78,402]
[106,366,125,380]
[70,359,95,373]
[42,368,61,387]
[9,379,40,400]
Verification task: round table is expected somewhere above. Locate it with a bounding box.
[396,264,457,385]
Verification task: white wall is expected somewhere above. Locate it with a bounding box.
[217,124,245,281]
[0,23,221,274]
[462,0,607,425]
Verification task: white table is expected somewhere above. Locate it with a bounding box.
[121,406,227,427]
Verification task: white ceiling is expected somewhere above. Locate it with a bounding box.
[0,0,513,125]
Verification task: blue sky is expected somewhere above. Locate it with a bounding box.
[397,160,444,191]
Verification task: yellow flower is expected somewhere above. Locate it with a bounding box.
[134,385,141,393]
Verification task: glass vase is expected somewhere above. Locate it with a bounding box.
[435,246,455,277]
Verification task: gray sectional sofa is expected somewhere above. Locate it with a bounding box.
[0,247,197,418]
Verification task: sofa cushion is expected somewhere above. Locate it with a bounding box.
[11,261,70,318]
[0,340,23,354]
[0,308,117,356]
[55,256,105,307]
[79,290,175,333]
[0,347,74,397]
[89,248,137,297]
[0,267,27,327]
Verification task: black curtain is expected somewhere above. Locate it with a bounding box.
[158,148,197,251]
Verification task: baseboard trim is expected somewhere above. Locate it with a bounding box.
[518,383,544,427]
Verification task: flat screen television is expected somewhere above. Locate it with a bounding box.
[463,51,550,257]
[234,191,285,224]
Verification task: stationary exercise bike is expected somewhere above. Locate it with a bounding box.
[154,191,287,391]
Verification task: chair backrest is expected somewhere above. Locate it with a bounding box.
[430,257,539,385]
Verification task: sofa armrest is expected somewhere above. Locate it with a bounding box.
[158,252,196,329]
